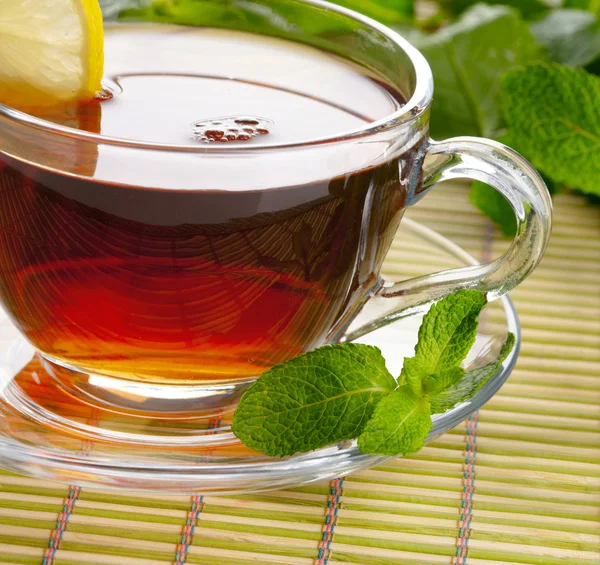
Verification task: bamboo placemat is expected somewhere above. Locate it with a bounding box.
[0,184,598,565]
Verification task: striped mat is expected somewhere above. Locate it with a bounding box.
[0,183,598,565]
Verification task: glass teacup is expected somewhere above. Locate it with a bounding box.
[0,0,551,416]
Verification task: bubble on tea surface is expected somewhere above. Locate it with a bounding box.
[192,116,272,143]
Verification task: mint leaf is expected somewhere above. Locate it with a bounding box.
[531,9,600,68]
[502,63,600,196]
[469,181,517,237]
[423,366,466,396]
[469,173,559,236]
[330,0,414,25]
[565,0,600,16]
[403,359,465,397]
[430,333,515,414]
[588,57,600,76]
[399,356,427,393]
[357,387,432,456]
[416,5,541,139]
[231,344,396,457]
[469,131,559,236]
[438,0,550,20]
[468,133,523,237]
[400,290,487,396]
[119,0,357,36]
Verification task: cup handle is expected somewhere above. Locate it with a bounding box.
[341,136,553,343]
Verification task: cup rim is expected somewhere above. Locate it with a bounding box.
[0,0,433,154]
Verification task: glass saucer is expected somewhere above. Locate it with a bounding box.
[0,220,520,494]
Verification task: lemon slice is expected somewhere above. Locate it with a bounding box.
[0,0,104,108]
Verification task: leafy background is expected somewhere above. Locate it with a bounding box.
[332,0,600,236]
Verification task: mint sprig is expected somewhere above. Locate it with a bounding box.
[232,290,515,458]
[231,344,396,457]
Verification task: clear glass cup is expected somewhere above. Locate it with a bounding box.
[0,0,551,419]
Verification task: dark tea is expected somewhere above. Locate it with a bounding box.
[0,24,415,384]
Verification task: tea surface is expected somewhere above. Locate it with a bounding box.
[98,24,402,145]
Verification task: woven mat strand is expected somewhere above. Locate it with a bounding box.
[0,184,599,565]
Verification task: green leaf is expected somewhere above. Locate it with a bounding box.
[423,366,466,396]
[469,171,558,237]
[469,181,517,237]
[119,0,358,36]
[469,131,558,236]
[502,63,600,196]
[403,359,465,397]
[438,0,550,20]
[564,0,600,16]
[357,387,432,456]
[531,9,600,68]
[469,133,523,237]
[399,356,428,394]
[416,5,541,139]
[400,290,487,396]
[539,173,559,196]
[430,333,516,414]
[588,56,600,76]
[231,344,396,457]
[393,22,428,45]
[329,0,414,24]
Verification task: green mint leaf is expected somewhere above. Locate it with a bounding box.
[469,181,517,237]
[357,387,432,456]
[401,359,464,397]
[438,0,550,20]
[423,366,466,396]
[588,57,600,76]
[231,344,396,457]
[398,356,426,391]
[400,290,487,396]
[469,131,559,237]
[430,333,516,414]
[469,172,558,237]
[119,0,356,35]
[416,5,541,139]
[564,0,600,16]
[502,63,600,196]
[531,9,600,68]
[330,1,414,25]
[392,23,427,45]
[469,133,530,237]
[538,173,559,196]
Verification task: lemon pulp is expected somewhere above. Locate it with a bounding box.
[0,0,104,108]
